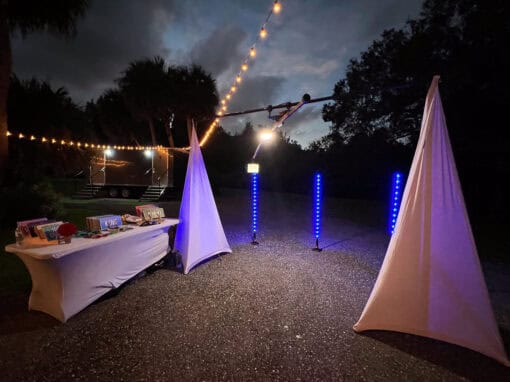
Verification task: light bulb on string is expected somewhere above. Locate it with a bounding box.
[273,0,281,14]
[250,47,256,58]
[260,27,267,39]
[231,85,237,92]
[242,63,248,71]
[226,94,231,100]
[236,75,242,83]
[221,99,226,105]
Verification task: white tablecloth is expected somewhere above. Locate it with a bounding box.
[5,218,179,322]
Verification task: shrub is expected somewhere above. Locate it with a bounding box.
[0,179,65,229]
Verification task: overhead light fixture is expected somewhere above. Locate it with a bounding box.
[258,129,275,143]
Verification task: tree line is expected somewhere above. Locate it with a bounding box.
[1,0,508,224]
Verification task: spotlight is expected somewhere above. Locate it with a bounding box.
[258,129,274,143]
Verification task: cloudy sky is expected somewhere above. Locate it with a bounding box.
[11,0,423,147]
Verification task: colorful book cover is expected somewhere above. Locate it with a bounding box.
[36,221,63,240]
[17,218,48,237]
[136,204,156,217]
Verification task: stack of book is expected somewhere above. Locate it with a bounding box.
[86,215,123,232]
[136,205,165,222]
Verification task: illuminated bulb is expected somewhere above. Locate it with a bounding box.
[231,85,237,92]
[6,131,11,136]
[236,75,242,83]
[241,63,248,71]
[221,99,226,105]
[30,135,36,141]
[69,141,74,146]
[42,137,47,142]
[260,27,267,39]
[226,94,231,100]
[215,118,220,123]
[258,129,275,142]
[51,139,57,144]
[61,140,66,145]
[104,148,113,157]
[19,133,24,139]
[218,111,224,116]
[250,47,256,57]
[222,105,227,111]
[84,143,89,148]
[91,144,95,148]
[273,1,281,14]
[77,142,81,147]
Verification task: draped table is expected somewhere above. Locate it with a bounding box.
[5,218,179,322]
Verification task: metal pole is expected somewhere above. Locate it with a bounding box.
[103,151,106,185]
[252,94,311,160]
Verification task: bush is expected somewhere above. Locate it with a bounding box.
[0,179,65,229]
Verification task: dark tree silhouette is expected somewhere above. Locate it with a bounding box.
[116,56,173,147]
[7,76,90,179]
[322,0,510,219]
[0,0,89,184]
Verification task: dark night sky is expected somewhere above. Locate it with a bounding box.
[11,0,423,146]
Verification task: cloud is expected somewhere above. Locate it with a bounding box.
[220,74,286,134]
[9,0,423,146]
[11,0,177,103]
[188,25,247,77]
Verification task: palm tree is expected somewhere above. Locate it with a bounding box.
[169,65,218,143]
[117,56,173,146]
[0,0,89,184]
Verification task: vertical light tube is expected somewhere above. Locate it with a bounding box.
[251,173,259,244]
[389,172,403,235]
[313,173,322,251]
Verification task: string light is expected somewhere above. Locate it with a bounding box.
[273,1,281,14]
[5,130,167,151]
[198,1,282,147]
[5,1,283,152]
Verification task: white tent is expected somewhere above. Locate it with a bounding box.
[174,126,232,274]
[353,76,509,367]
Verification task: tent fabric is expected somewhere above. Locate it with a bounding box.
[174,126,232,274]
[353,76,509,367]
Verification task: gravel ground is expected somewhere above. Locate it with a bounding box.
[0,190,509,381]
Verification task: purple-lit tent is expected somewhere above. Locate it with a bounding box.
[354,76,509,366]
[174,127,231,274]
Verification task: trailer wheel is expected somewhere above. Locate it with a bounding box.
[121,188,130,198]
[108,188,119,198]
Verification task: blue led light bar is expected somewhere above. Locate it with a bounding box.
[389,172,404,235]
[251,173,258,235]
[314,173,322,240]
